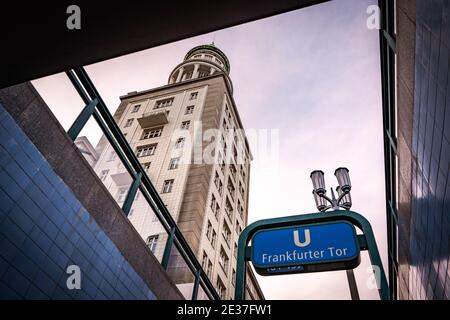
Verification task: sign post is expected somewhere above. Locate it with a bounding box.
[235,210,389,300]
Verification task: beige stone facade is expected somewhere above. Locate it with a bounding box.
[93,45,264,300]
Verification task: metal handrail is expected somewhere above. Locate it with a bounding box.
[66,67,220,300]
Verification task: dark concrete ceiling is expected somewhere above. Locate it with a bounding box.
[0,0,328,88]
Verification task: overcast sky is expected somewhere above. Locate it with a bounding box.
[32,0,385,299]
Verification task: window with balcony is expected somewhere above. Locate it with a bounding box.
[124,118,134,128]
[142,127,163,139]
[169,157,180,170]
[146,235,159,253]
[181,120,190,130]
[162,179,174,193]
[219,247,229,273]
[189,92,198,100]
[185,105,194,114]
[136,144,157,157]
[131,104,141,113]
[154,98,174,109]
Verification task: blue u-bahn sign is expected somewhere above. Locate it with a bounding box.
[251,221,361,275]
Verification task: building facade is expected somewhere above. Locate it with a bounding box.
[93,44,264,300]
[384,0,450,299]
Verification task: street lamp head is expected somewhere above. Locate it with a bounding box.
[334,167,351,193]
[312,190,328,211]
[310,170,326,195]
[336,186,352,209]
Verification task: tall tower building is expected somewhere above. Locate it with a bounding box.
[93,44,264,300]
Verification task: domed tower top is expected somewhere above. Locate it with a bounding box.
[168,44,233,92]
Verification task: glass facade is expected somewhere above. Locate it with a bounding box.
[408,0,450,300]
[0,103,156,299]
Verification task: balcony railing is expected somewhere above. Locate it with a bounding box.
[137,110,169,128]
[66,67,220,300]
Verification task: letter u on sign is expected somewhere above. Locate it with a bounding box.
[293,229,311,247]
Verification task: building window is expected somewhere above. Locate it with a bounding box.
[136,144,157,157]
[154,98,174,109]
[193,54,202,59]
[185,105,194,114]
[204,54,213,60]
[142,127,163,139]
[232,269,236,287]
[216,277,226,300]
[131,104,141,113]
[218,180,223,195]
[238,201,244,218]
[225,198,233,220]
[189,92,198,100]
[162,179,174,193]
[210,194,216,212]
[219,247,229,273]
[202,251,208,269]
[143,162,151,171]
[129,209,134,217]
[239,181,244,196]
[227,178,235,198]
[207,260,213,278]
[230,164,237,181]
[116,188,128,203]
[99,169,109,181]
[214,172,223,195]
[234,243,238,259]
[181,121,190,130]
[206,220,213,242]
[146,235,159,253]
[175,137,185,149]
[215,203,220,221]
[235,220,241,235]
[107,151,116,162]
[169,157,180,170]
[222,220,231,244]
[125,118,134,128]
[211,230,217,247]
[214,172,221,189]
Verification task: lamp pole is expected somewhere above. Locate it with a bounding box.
[310,168,360,300]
